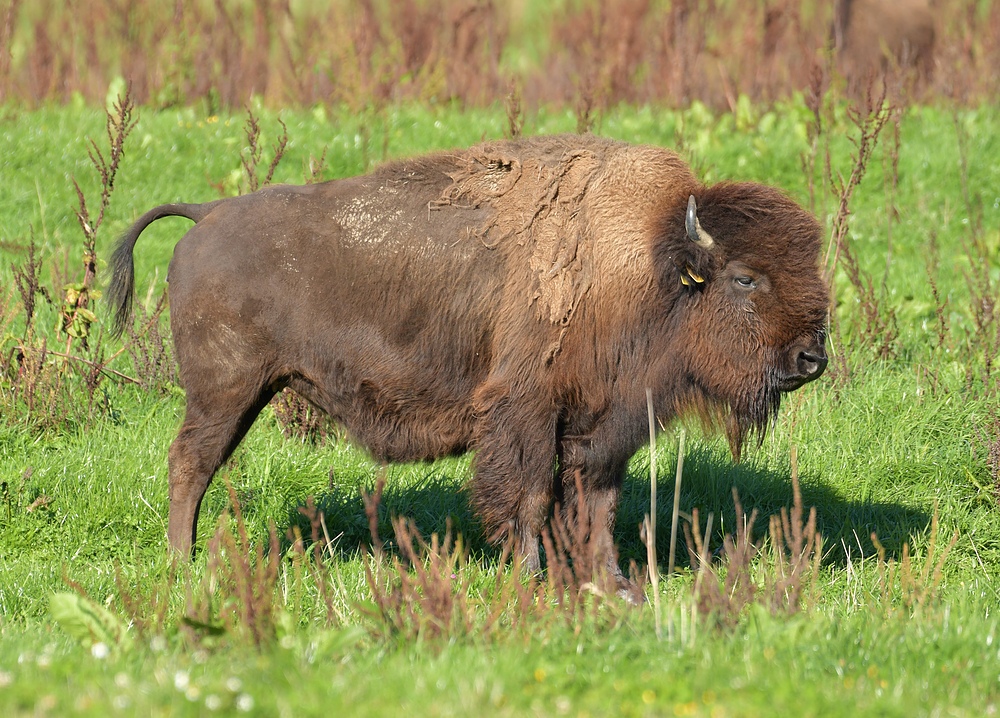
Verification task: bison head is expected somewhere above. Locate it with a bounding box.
[654,182,829,458]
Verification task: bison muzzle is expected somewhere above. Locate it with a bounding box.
[108,134,829,591]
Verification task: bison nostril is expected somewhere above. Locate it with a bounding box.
[797,350,828,379]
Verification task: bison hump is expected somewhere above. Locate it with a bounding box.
[435,136,618,326]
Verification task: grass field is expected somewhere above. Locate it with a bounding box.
[1,93,999,716]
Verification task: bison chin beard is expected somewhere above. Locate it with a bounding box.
[723,378,783,462]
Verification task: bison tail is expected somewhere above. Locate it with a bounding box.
[106,201,221,338]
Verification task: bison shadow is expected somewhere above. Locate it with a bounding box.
[615,445,932,572]
[273,447,930,573]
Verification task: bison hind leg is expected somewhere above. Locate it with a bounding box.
[166,377,277,557]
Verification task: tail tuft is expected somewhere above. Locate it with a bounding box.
[104,202,220,338]
[106,231,137,338]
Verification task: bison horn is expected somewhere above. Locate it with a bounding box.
[686,195,714,249]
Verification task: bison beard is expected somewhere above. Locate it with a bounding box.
[108,134,829,593]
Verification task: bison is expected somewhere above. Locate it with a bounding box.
[833,0,935,93]
[108,134,829,589]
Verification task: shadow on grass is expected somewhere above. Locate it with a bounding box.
[275,466,490,562]
[616,445,932,572]
[271,446,931,572]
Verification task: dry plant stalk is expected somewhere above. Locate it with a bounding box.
[359,468,634,644]
[114,561,177,640]
[871,508,959,613]
[360,473,387,558]
[824,81,891,282]
[823,81,899,362]
[121,290,175,391]
[545,470,646,609]
[360,472,486,642]
[504,79,523,139]
[765,446,824,614]
[68,85,137,350]
[977,410,1000,501]
[271,390,336,442]
[240,107,288,194]
[951,111,999,395]
[281,495,349,627]
[924,233,950,352]
[2,0,999,110]
[668,427,686,577]
[10,235,47,337]
[363,514,473,641]
[642,388,661,637]
[183,482,284,649]
[799,59,829,215]
[685,448,823,627]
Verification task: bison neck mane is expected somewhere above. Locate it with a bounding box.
[423,135,802,461]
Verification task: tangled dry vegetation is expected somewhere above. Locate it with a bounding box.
[1,0,998,111]
[74,453,952,651]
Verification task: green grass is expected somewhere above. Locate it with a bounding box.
[3,599,999,716]
[1,98,999,715]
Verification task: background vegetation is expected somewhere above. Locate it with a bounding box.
[1,1,999,716]
[1,0,999,111]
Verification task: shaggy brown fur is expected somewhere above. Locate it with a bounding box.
[108,135,829,590]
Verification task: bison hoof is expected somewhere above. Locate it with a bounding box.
[616,583,647,606]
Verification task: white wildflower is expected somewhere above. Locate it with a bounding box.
[174,671,190,691]
[236,694,255,712]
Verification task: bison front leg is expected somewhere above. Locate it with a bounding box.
[557,440,632,594]
[470,382,558,573]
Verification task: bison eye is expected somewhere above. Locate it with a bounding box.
[734,276,756,289]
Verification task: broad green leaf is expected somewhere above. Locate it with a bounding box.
[49,592,133,652]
